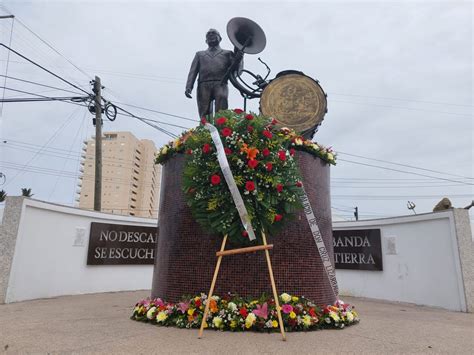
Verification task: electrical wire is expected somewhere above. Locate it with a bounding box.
[0,43,90,95]
[0,74,86,95]
[0,15,14,116]
[336,151,473,180]
[337,159,474,186]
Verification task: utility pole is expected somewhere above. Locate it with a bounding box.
[354,206,359,221]
[93,76,102,211]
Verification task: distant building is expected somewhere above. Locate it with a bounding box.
[77,132,161,218]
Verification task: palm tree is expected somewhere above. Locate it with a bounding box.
[0,190,6,202]
[21,188,34,197]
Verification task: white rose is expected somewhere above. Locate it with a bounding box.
[146,306,156,319]
[213,316,223,328]
[280,293,292,303]
[227,302,237,312]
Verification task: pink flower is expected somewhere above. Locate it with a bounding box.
[282,304,293,314]
[252,303,268,319]
[178,302,189,314]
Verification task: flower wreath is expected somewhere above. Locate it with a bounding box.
[181,109,314,245]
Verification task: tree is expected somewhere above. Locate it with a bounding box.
[21,188,34,197]
[0,190,6,202]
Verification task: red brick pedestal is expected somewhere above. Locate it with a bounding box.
[151,151,336,305]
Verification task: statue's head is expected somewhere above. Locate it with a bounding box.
[206,28,222,47]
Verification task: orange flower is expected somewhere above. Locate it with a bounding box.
[209,299,218,313]
[240,143,259,160]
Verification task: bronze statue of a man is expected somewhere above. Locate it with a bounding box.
[185,28,242,118]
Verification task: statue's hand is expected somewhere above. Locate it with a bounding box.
[185,89,192,99]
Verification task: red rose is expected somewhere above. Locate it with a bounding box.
[195,299,201,308]
[222,127,232,137]
[245,181,255,192]
[278,150,286,161]
[186,149,193,155]
[245,114,254,120]
[276,184,283,193]
[216,117,227,125]
[309,308,316,317]
[266,162,273,172]
[262,148,270,157]
[239,308,248,317]
[200,117,207,124]
[202,143,211,153]
[242,230,248,237]
[290,148,295,156]
[224,147,232,155]
[211,174,221,185]
[274,214,283,222]
[248,159,259,169]
[247,125,254,133]
[234,108,244,114]
[296,181,303,187]
[263,130,273,139]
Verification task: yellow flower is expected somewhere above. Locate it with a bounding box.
[294,137,303,145]
[311,143,319,150]
[161,146,168,155]
[245,313,256,328]
[213,316,223,328]
[289,311,296,319]
[329,311,340,322]
[327,152,334,161]
[230,320,238,329]
[280,293,292,303]
[302,315,312,326]
[272,320,278,328]
[173,138,181,148]
[187,308,195,316]
[156,311,168,322]
[346,311,354,322]
[292,296,299,302]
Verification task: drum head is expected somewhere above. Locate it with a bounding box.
[260,71,327,137]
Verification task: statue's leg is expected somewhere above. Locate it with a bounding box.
[197,83,212,118]
[214,83,229,114]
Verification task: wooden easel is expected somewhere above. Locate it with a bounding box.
[198,232,286,341]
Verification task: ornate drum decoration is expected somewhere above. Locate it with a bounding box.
[260,70,328,138]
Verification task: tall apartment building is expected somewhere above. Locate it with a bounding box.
[77,131,161,218]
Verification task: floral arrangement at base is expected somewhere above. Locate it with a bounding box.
[131,292,359,332]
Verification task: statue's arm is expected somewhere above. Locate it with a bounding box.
[185,53,200,96]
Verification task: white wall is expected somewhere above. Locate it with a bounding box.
[5,199,156,303]
[334,211,471,312]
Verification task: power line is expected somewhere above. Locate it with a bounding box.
[336,151,473,180]
[338,159,474,186]
[0,4,92,81]
[0,14,14,116]
[0,43,90,95]
[108,99,198,123]
[0,74,86,95]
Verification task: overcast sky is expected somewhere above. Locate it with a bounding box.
[0,0,472,222]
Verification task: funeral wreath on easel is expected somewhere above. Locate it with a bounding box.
[130,109,360,333]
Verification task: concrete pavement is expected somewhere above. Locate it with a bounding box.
[1,290,473,354]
